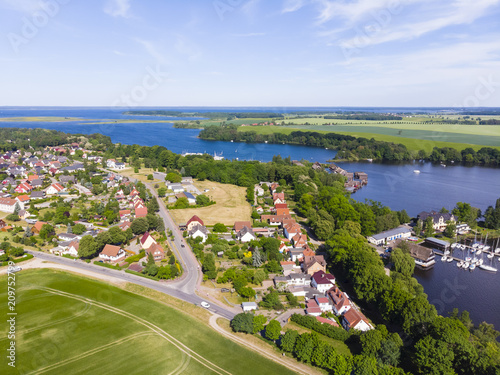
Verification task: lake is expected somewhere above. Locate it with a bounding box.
[1,106,500,329]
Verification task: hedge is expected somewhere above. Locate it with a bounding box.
[290,314,351,342]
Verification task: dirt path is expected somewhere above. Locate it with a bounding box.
[208,315,320,375]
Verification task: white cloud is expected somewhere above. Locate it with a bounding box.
[104,0,132,18]
[231,32,266,37]
[174,35,202,62]
[134,38,167,63]
[282,0,308,13]
[0,0,45,13]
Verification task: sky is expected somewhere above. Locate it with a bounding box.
[1,0,500,107]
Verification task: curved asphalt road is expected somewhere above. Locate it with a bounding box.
[26,171,237,321]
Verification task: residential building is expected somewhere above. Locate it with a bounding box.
[186,215,204,232]
[234,221,252,232]
[15,182,33,194]
[238,226,256,243]
[46,183,65,196]
[341,309,373,332]
[327,285,352,316]
[0,198,21,214]
[305,300,322,316]
[311,271,336,293]
[140,232,156,250]
[146,243,165,261]
[189,224,208,243]
[314,296,333,312]
[30,191,46,200]
[99,244,126,262]
[418,211,456,231]
[272,192,285,204]
[302,255,327,275]
[135,207,148,218]
[367,226,412,245]
[184,192,196,204]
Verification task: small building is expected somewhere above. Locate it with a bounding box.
[302,255,327,275]
[424,237,450,251]
[327,285,351,316]
[241,302,258,312]
[167,183,184,193]
[146,243,165,261]
[395,239,436,269]
[314,296,333,312]
[367,226,412,245]
[234,221,253,232]
[306,300,322,316]
[184,192,196,204]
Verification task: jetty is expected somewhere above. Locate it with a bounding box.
[328,163,368,193]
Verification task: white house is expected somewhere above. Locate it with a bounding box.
[167,183,184,193]
[189,224,208,243]
[341,309,373,332]
[46,183,65,196]
[114,162,125,170]
[311,271,336,294]
[367,226,412,245]
[314,296,333,312]
[0,198,21,213]
[255,186,264,196]
[241,302,258,312]
[140,232,156,250]
[237,227,256,243]
[65,241,79,257]
[184,192,197,204]
[99,244,126,262]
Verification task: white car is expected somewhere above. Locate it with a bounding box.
[200,301,210,309]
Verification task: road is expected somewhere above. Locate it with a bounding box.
[26,250,236,320]
[26,169,238,320]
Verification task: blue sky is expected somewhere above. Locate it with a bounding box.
[1,0,500,107]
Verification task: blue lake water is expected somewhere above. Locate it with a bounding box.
[1,106,500,329]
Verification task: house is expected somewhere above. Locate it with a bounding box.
[181,177,193,184]
[15,182,33,194]
[184,192,196,204]
[140,232,157,250]
[30,179,43,188]
[135,207,148,218]
[327,285,352,316]
[275,203,289,216]
[119,221,132,231]
[0,219,6,230]
[146,243,165,261]
[237,226,256,243]
[119,210,131,220]
[284,222,302,240]
[65,241,79,257]
[58,233,78,242]
[241,302,258,312]
[311,271,336,293]
[367,226,412,245]
[256,206,264,213]
[99,244,126,262]
[46,183,65,196]
[33,221,48,234]
[341,309,373,332]
[418,211,456,231]
[59,175,76,185]
[292,234,308,249]
[274,273,311,290]
[255,186,264,196]
[186,215,204,232]
[114,163,125,170]
[167,183,184,193]
[289,248,305,262]
[314,296,333,312]
[0,198,21,214]
[302,255,327,275]
[234,221,252,232]
[272,192,285,204]
[306,300,322,316]
[189,224,208,242]
[395,239,436,269]
[16,195,30,205]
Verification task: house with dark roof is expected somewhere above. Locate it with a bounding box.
[417,211,456,231]
[237,226,256,243]
[311,270,336,293]
[140,232,156,249]
[302,255,327,275]
[367,226,412,245]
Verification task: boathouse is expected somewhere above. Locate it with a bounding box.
[424,237,450,251]
[394,240,435,269]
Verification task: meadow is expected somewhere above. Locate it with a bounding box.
[0,269,295,375]
[169,180,252,226]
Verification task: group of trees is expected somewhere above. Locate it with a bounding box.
[484,198,500,229]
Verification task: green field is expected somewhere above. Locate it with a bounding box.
[0,270,294,375]
[237,124,500,152]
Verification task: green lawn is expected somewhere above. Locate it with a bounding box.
[237,124,500,152]
[284,322,351,356]
[0,269,295,375]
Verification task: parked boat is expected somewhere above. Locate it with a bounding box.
[479,264,498,272]
[476,249,482,255]
[464,261,470,269]
[470,263,476,270]
[447,257,454,263]
[413,170,421,174]
[457,261,463,268]
[441,256,447,262]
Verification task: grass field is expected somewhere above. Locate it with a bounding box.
[237,124,500,152]
[0,269,295,375]
[169,180,251,226]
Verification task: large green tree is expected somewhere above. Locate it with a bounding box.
[78,235,98,258]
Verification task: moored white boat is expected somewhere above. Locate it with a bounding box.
[476,249,482,255]
[413,170,420,174]
[470,263,476,270]
[479,264,498,272]
[447,257,454,263]
[441,256,447,262]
